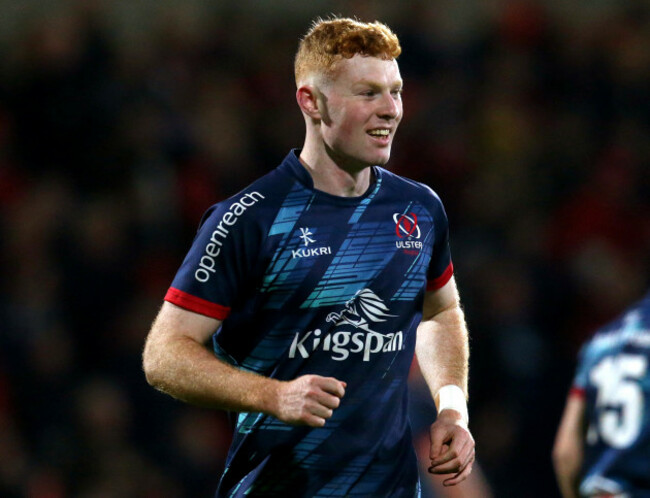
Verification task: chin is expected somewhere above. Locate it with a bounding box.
[370,150,392,166]
[334,145,391,169]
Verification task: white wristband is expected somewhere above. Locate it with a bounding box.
[435,385,468,425]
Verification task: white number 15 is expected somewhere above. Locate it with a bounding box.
[589,353,647,448]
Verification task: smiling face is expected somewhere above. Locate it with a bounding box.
[316,54,403,171]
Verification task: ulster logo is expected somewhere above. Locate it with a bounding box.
[394,212,421,239]
[393,212,423,252]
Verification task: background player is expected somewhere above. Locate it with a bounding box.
[143,16,474,497]
[553,290,650,497]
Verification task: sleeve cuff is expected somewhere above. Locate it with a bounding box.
[426,262,454,291]
[164,287,231,320]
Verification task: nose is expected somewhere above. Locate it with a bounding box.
[378,91,401,121]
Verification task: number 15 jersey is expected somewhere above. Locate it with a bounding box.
[165,150,454,497]
[571,291,650,496]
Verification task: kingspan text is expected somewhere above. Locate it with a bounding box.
[289,328,404,361]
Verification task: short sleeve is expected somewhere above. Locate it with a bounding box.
[570,343,590,397]
[164,192,265,319]
[425,195,453,291]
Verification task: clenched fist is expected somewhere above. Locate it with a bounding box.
[273,375,346,427]
[427,409,475,486]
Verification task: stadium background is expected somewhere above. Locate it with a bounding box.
[0,1,649,496]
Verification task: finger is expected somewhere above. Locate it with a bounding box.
[430,430,473,466]
[430,445,474,478]
[429,428,450,460]
[320,377,346,398]
[309,401,334,420]
[428,452,470,475]
[315,392,342,410]
[460,443,476,468]
[428,459,459,475]
[303,413,327,428]
[429,444,454,469]
[442,454,475,486]
[455,445,475,474]
[289,404,327,427]
[430,438,467,467]
[429,438,472,473]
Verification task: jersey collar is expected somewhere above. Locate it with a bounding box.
[280,149,382,204]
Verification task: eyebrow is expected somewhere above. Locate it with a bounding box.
[353,79,403,90]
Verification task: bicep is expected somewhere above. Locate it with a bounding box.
[147,301,222,347]
[554,394,586,458]
[421,276,460,322]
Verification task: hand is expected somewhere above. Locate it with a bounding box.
[273,375,346,427]
[427,409,475,486]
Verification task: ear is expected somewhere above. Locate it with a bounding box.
[296,85,321,120]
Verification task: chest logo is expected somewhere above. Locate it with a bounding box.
[299,227,316,246]
[393,212,423,252]
[326,288,396,332]
[292,227,332,259]
[394,212,421,239]
[289,289,404,362]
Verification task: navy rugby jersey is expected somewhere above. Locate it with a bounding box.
[165,150,454,498]
[571,291,650,497]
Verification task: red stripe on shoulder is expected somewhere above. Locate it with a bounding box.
[426,262,454,291]
[569,386,586,399]
[164,287,231,320]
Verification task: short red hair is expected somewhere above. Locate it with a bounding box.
[295,17,401,85]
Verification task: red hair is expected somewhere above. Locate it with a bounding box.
[295,17,401,85]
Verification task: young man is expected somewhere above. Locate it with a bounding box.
[553,290,650,498]
[143,17,474,497]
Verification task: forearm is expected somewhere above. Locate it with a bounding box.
[552,395,585,498]
[414,282,475,484]
[143,329,280,415]
[554,445,581,498]
[554,471,580,498]
[143,302,347,427]
[416,304,469,398]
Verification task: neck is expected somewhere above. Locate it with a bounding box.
[298,133,376,197]
[298,151,374,197]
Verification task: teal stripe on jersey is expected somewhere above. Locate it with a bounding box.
[302,221,395,308]
[393,225,434,300]
[261,224,338,309]
[261,185,315,303]
[239,313,316,373]
[348,175,382,224]
[281,379,405,496]
[268,184,315,236]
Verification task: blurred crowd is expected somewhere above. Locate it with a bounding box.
[0,1,649,496]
